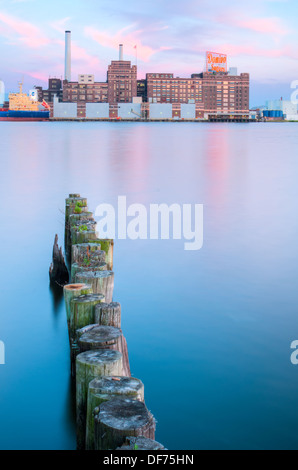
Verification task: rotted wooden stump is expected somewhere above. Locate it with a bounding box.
[95,302,121,328]
[86,376,144,450]
[75,271,114,304]
[49,234,69,286]
[76,324,130,377]
[63,284,93,337]
[72,243,105,265]
[70,261,107,283]
[76,350,123,450]
[117,436,166,450]
[94,397,156,451]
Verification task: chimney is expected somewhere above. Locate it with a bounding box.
[65,31,71,81]
[119,44,123,61]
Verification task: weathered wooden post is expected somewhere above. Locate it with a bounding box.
[94,302,121,328]
[63,283,93,331]
[117,436,166,450]
[49,234,69,285]
[86,376,144,450]
[76,324,130,377]
[69,294,105,374]
[70,261,107,283]
[75,271,114,304]
[72,243,105,265]
[65,195,88,256]
[96,239,114,270]
[76,350,123,450]
[94,397,156,450]
[71,228,98,246]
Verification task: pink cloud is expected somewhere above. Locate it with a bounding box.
[85,25,168,62]
[237,17,289,35]
[0,12,49,48]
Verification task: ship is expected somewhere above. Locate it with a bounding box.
[0,81,50,121]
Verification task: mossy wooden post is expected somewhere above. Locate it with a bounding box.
[96,239,114,270]
[63,284,93,341]
[117,436,166,450]
[65,195,88,257]
[70,262,107,283]
[94,302,121,328]
[76,324,130,376]
[75,271,114,304]
[71,229,98,246]
[94,397,156,450]
[86,376,145,450]
[69,294,105,374]
[72,243,105,265]
[76,350,123,450]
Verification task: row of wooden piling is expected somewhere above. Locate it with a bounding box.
[62,194,166,451]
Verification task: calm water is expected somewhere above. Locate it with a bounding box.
[0,122,297,450]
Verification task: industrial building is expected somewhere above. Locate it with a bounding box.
[47,31,250,121]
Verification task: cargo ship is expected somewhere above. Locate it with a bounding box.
[0,81,49,121]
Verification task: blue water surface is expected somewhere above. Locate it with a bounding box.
[0,122,297,450]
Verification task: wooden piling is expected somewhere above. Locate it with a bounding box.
[116,436,166,450]
[72,243,105,265]
[86,376,144,450]
[76,324,130,377]
[94,397,156,450]
[70,261,107,283]
[63,283,93,330]
[75,271,114,304]
[76,350,123,450]
[94,302,121,328]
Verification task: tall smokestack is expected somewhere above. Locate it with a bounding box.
[119,44,123,61]
[65,31,71,81]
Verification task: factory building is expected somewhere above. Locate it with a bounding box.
[146,71,249,118]
[48,32,250,120]
[62,76,108,103]
[107,45,137,103]
[35,78,63,103]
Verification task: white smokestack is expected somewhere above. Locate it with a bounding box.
[119,44,123,61]
[65,31,71,81]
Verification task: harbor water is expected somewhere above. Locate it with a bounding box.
[0,121,297,450]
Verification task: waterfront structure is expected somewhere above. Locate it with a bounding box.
[146,71,249,119]
[62,76,108,105]
[36,78,63,103]
[107,46,137,104]
[47,33,250,120]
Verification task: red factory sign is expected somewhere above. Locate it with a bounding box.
[206,51,227,73]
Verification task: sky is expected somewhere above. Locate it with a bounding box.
[0,0,298,106]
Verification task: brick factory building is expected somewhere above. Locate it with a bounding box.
[146,71,249,119]
[46,39,250,120]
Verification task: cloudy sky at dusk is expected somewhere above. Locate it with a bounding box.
[0,0,297,106]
